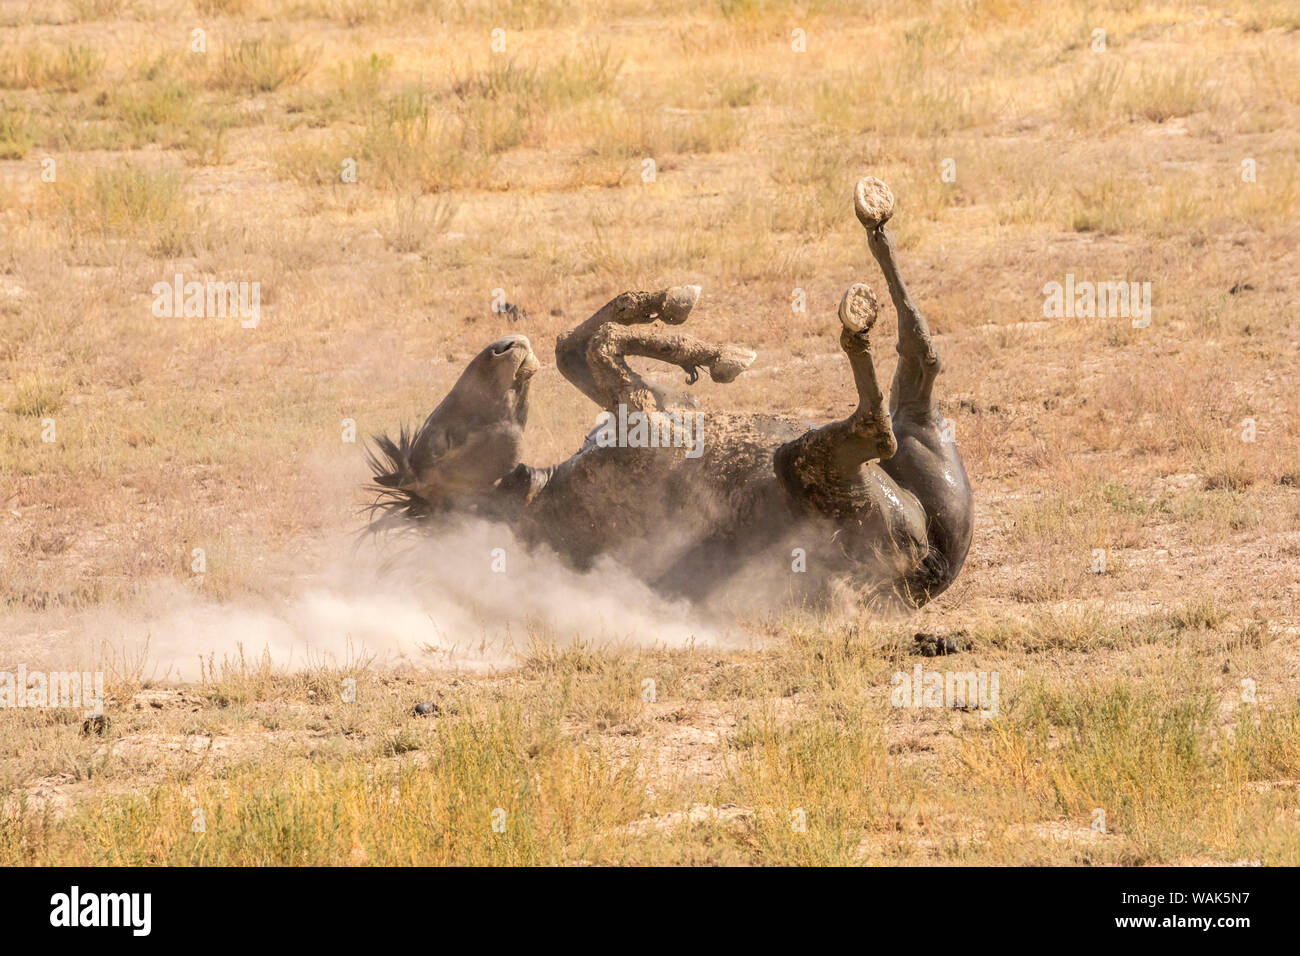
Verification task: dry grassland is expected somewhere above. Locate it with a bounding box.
[1,0,1298,864]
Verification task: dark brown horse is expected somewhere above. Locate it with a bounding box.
[369,178,973,609]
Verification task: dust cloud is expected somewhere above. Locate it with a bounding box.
[0,517,737,681]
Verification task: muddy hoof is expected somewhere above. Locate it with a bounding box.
[911,632,968,657]
[81,715,110,736]
[659,285,701,325]
[854,176,895,230]
[838,283,879,334]
[709,345,757,383]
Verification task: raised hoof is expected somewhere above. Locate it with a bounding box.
[659,285,701,325]
[838,283,879,335]
[854,176,895,230]
[709,344,757,384]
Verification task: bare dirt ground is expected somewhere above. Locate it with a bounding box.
[1,0,1298,864]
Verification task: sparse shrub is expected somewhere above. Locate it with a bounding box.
[331,51,393,103]
[54,162,183,236]
[585,106,742,162]
[197,0,253,13]
[718,77,761,107]
[982,680,1221,839]
[0,44,104,91]
[113,80,196,146]
[718,0,765,20]
[455,0,565,29]
[381,193,460,253]
[1069,174,1136,233]
[1062,60,1125,131]
[1249,47,1300,105]
[67,0,132,20]
[275,134,349,185]
[9,379,64,417]
[446,46,621,153]
[352,86,494,192]
[0,108,34,158]
[179,113,233,165]
[1123,64,1213,122]
[1165,596,1229,632]
[210,34,317,93]
[451,46,620,109]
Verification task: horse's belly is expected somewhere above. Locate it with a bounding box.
[522,414,801,578]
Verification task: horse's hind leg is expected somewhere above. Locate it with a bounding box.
[857,179,974,598]
[556,286,701,409]
[557,286,755,413]
[774,284,897,508]
[585,324,757,413]
[866,226,942,429]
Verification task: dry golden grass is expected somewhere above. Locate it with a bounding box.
[1,0,1298,865]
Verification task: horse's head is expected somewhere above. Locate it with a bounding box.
[368,335,541,523]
